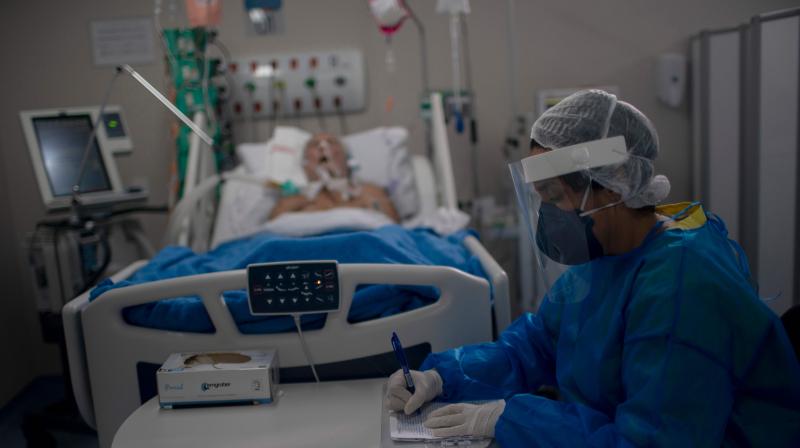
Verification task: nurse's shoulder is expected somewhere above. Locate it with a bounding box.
[630,206,778,370]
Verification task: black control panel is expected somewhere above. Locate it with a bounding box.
[247,261,340,315]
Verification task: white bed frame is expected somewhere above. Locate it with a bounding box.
[62,93,511,448]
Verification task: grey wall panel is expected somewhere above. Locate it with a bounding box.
[757,14,799,314]
[707,31,742,239]
[691,37,703,201]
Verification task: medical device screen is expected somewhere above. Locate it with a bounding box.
[247,261,340,315]
[32,115,112,196]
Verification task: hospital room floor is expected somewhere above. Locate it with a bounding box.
[0,376,98,448]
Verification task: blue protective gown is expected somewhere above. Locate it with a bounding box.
[421,203,800,447]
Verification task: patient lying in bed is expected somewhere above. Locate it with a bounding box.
[268,133,400,222]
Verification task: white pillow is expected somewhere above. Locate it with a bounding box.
[237,126,311,183]
[211,166,280,248]
[343,127,420,220]
[236,141,269,176]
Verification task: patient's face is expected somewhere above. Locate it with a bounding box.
[303,133,349,181]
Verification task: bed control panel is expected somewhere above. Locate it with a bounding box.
[247,261,340,316]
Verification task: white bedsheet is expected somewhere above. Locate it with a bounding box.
[257,208,394,238]
[212,205,470,247]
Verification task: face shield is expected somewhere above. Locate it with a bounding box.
[509,136,629,303]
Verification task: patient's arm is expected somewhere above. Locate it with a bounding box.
[268,183,400,222]
[268,194,311,220]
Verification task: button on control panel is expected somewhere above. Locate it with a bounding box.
[247,261,340,315]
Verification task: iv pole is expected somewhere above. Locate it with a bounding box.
[401,2,434,161]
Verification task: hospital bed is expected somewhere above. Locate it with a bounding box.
[62,94,511,448]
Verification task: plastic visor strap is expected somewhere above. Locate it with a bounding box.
[519,136,629,184]
[577,180,624,217]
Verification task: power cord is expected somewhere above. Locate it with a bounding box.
[292,314,320,383]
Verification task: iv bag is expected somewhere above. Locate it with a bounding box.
[369,0,409,35]
[185,0,222,27]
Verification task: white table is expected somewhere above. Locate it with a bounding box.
[113,378,498,447]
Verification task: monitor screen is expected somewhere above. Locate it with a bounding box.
[32,114,112,197]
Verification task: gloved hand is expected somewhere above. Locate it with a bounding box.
[384,369,443,415]
[424,400,506,438]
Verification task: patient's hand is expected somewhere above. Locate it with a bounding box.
[268,194,311,220]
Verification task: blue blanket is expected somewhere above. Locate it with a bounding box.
[90,226,488,334]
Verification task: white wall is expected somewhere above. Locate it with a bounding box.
[0,0,796,406]
[0,136,38,407]
[0,0,173,406]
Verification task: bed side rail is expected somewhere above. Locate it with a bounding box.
[61,260,149,429]
[463,235,511,334]
[411,155,438,216]
[82,263,492,366]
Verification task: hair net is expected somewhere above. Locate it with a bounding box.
[531,89,670,208]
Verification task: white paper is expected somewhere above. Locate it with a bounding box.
[90,18,155,66]
[389,401,492,446]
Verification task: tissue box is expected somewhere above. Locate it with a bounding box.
[157,350,279,409]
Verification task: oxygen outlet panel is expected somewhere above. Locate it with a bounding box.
[228,49,366,119]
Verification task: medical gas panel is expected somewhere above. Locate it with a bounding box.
[228,49,366,119]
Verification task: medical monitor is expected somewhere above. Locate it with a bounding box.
[20,106,142,210]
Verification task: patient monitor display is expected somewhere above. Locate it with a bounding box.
[247,261,341,315]
[20,106,142,210]
[33,115,112,196]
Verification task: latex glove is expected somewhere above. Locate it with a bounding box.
[424,400,506,438]
[384,369,443,415]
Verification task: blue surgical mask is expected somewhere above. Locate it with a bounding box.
[535,202,604,265]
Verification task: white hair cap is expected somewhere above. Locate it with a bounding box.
[531,89,670,208]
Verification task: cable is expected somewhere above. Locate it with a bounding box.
[73,68,122,197]
[505,0,520,118]
[460,15,473,101]
[405,1,434,161]
[404,1,430,96]
[209,40,237,114]
[80,229,111,293]
[460,14,480,199]
[52,227,66,307]
[154,0,179,77]
[202,28,216,130]
[210,38,232,63]
[336,104,349,135]
[316,112,327,132]
[248,89,258,142]
[108,205,170,217]
[292,314,320,383]
[309,87,327,132]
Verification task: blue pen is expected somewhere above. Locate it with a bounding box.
[391,332,415,394]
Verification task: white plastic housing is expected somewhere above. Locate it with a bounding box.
[656,53,687,108]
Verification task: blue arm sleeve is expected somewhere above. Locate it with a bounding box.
[420,313,557,401]
[495,333,735,447]
[495,246,800,447]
